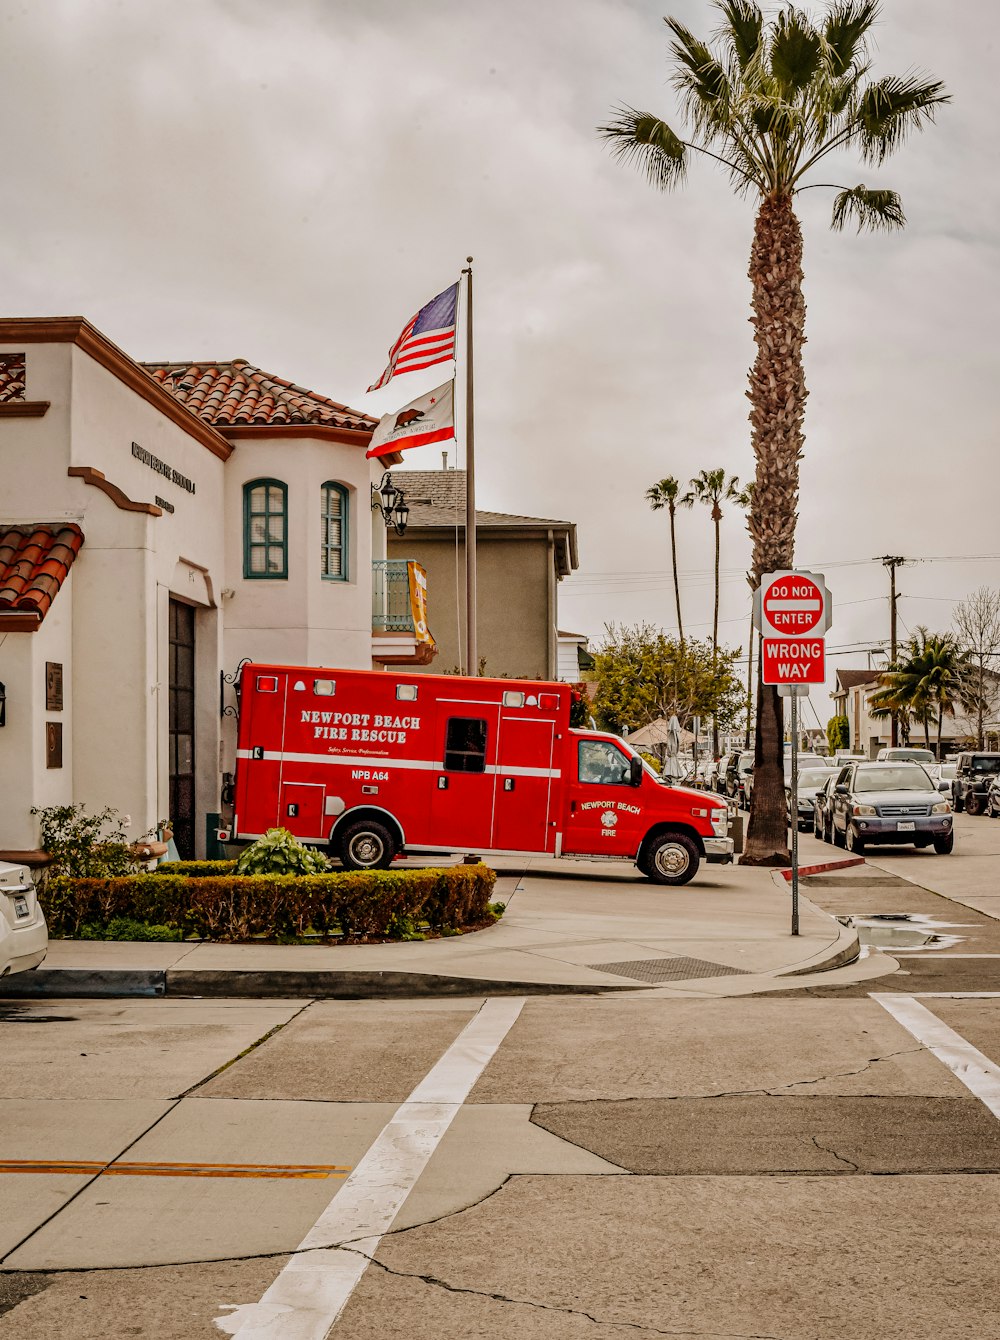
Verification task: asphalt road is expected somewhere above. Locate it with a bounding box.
[1,814,999,1339]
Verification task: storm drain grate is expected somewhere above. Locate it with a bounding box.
[591,956,752,983]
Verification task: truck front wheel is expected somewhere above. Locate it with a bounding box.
[641,833,700,886]
[338,820,396,871]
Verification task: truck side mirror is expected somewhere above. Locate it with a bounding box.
[835,784,849,795]
[629,756,643,787]
[938,780,951,793]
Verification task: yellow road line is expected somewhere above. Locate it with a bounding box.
[0,1159,351,1180]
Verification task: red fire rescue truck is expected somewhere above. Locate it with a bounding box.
[228,665,733,885]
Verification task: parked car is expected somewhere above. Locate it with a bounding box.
[787,767,835,831]
[954,752,1000,815]
[829,762,954,855]
[783,753,832,782]
[725,750,755,806]
[0,861,47,978]
[926,762,958,804]
[984,777,1000,818]
[813,773,841,842]
[715,753,736,796]
[876,747,936,765]
[834,753,867,768]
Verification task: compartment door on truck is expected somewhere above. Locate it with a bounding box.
[562,738,646,857]
[492,714,557,853]
[236,671,288,836]
[430,707,500,850]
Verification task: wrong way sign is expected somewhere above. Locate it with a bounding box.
[762,637,825,685]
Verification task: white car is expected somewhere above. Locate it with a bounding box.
[0,861,47,978]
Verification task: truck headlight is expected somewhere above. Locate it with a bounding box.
[932,801,951,815]
[852,804,876,816]
[711,810,728,837]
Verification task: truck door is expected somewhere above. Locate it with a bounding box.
[279,781,326,842]
[492,715,557,853]
[563,738,646,857]
[429,709,500,851]
[235,671,288,836]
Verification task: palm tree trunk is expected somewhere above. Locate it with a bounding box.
[742,194,807,866]
[669,503,684,647]
[937,705,943,760]
[744,612,754,749]
[711,513,721,757]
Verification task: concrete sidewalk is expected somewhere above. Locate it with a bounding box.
[1,856,881,1000]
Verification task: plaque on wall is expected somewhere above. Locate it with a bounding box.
[45,661,63,711]
[46,721,63,769]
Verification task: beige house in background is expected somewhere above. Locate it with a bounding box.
[387,469,579,680]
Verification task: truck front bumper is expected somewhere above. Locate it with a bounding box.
[704,837,735,864]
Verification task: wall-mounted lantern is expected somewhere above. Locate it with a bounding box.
[371,471,410,537]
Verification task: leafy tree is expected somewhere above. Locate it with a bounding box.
[601,1,948,864]
[826,714,849,752]
[592,623,743,738]
[646,476,686,646]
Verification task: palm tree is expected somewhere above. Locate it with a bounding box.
[646,476,686,646]
[600,1,948,864]
[871,629,968,757]
[682,469,741,756]
[734,483,755,749]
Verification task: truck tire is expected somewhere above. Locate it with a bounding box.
[338,820,396,871]
[965,791,983,816]
[641,833,700,886]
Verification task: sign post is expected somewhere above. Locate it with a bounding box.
[755,571,833,936]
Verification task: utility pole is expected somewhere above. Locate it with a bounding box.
[878,556,908,746]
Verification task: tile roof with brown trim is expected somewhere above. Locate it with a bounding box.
[0,525,84,620]
[835,669,882,692]
[143,360,377,432]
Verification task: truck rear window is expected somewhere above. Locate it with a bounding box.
[444,718,488,773]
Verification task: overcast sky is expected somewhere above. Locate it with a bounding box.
[3,0,997,726]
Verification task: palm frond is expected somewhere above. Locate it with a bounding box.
[857,74,951,164]
[769,7,822,96]
[823,0,879,77]
[714,0,764,72]
[598,107,688,190]
[666,18,730,108]
[831,184,905,232]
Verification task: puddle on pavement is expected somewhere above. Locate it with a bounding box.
[840,912,973,952]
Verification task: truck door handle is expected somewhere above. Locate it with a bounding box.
[570,801,576,813]
[503,778,515,792]
[438,776,448,790]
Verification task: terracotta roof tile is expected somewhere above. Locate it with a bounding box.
[142,360,377,432]
[0,524,84,620]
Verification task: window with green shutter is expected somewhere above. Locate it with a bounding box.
[243,479,288,579]
[321,482,349,580]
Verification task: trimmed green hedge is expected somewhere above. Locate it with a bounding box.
[154,860,238,877]
[43,865,497,942]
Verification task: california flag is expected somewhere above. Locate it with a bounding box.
[366,381,455,460]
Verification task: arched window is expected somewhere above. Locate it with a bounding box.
[321,482,349,580]
[243,479,288,579]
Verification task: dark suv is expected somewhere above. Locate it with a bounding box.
[954,752,1000,815]
[724,750,755,806]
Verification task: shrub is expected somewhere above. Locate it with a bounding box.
[234,828,330,876]
[79,918,182,942]
[42,864,497,942]
[31,803,149,879]
[154,861,238,877]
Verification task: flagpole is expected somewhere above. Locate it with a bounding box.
[462,256,478,676]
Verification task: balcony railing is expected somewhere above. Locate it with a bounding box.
[372,559,415,632]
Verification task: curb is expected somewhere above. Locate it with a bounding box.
[775,917,861,976]
[0,967,646,1001]
[779,857,865,880]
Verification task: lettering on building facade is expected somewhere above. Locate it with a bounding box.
[131,441,196,494]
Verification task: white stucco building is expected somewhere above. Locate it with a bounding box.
[0,318,431,858]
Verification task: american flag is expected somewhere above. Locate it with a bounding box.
[368,283,458,392]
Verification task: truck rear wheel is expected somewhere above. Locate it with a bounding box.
[338,820,396,871]
[642,833,700,886]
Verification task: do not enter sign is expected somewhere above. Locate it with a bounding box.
[755,570,832,640]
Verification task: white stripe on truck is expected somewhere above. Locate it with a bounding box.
[236,749,560,779]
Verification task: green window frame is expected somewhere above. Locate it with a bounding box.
[243,478,288,579]
[321,482,349,581]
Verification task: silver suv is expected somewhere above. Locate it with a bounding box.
[0,862,48,978]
